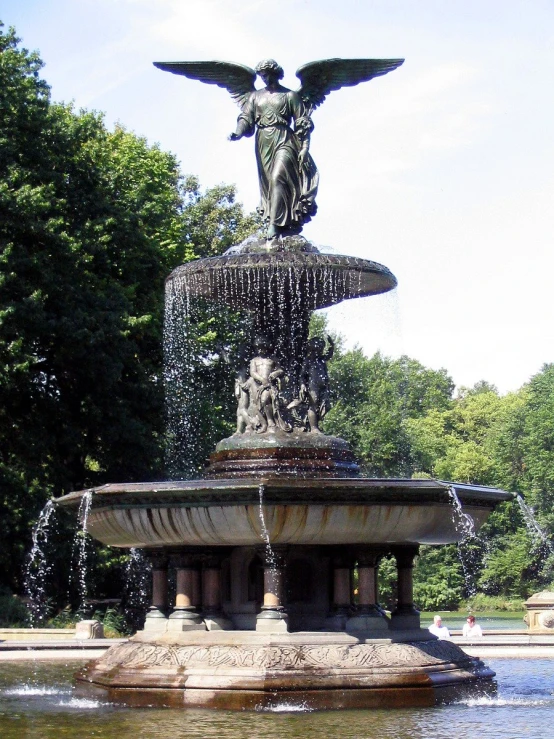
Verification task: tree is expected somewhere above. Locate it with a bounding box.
[413,545,464,611]
[325,350,454,476]
[519,364,554,532]
[0,24,256,593]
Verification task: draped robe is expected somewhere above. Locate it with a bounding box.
[237,87,319,234]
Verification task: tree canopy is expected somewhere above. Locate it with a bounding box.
[0,23,255,593]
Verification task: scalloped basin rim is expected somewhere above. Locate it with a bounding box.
[54,478,514,508]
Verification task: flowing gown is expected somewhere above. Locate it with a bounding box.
[237,87,319,234]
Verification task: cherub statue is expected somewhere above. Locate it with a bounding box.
[300,335,335,433]
[233,343,253,435]
[154,57,403,239]
[248,334,291,433]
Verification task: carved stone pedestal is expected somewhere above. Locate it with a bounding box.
[524,591,554,632]
[75,630,496,710]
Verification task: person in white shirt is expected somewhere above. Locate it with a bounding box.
[428,614,451,640]
[462,615,483,637]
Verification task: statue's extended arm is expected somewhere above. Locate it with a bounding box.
[229,94,256,140]
[153,60,257,142]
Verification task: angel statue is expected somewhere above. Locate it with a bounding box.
[154,57,404,239]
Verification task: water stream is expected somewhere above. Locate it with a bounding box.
[71,490,93,616]
[515,493,554,556]
[258,483,279,592]
[447,487,482,598]
[24,501,59,625]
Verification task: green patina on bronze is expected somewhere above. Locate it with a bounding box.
[154,58,404,239]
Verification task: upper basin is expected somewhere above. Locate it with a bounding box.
[166,252,397,311]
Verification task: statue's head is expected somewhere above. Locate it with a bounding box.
[308,337,325,355]
[255,59,284,82]
[253,333,272,354]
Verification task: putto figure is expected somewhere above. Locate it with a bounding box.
[154,57,404,239]
[248,334,291,434]
[300,335,335,433]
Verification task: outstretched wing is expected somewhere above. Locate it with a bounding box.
[296,58,404,110]
[153,60,256,109]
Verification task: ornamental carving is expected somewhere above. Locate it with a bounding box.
[96,639,473,672]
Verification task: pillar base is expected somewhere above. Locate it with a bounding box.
[325,606,350,631]
[346,606,389,632]
[390,605,420,630]
[167,608,206,632]
[204,612,233,631]
[256,608,289,633]
[143,607,168,633]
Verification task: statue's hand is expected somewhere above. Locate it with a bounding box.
[228,132,240,141]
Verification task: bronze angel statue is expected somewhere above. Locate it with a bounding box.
[154,58,404,239]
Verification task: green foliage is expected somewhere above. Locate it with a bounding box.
[478,529,545,598]
[413,545,464,611]
[92,607,130,637]
[325,350,453,476]
[374,555,397,610]
[519,364,554,530]
[0,586,29,627]
[0,25,255,595]
[463,593,526,612]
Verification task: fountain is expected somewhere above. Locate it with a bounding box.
[55,55,513,710]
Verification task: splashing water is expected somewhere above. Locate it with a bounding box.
[24,500,58,626]
[258,484,276,566]
[255,699,314,712]
[515,493,554,555]
[258,483,282,600]
[447,487,482,598]
[163,254,378,476]
[70,490,93,616]
[123,548,152,630]
[447,487,475,539]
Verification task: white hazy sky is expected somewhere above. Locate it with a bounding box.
[3,0,554,393]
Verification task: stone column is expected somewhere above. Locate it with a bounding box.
[346,548,388,631]
[256,547,288,632]
[144,551,169,633]
[326,551,352,631]
[167,553,205,632]
[390,545,420,630]
[202,554,233,630]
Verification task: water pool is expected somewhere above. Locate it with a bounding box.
[0,658,552,739]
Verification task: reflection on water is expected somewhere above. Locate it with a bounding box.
[0,659,553,739]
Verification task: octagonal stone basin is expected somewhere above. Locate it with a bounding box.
[55,478,512,549]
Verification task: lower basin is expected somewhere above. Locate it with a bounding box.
[55,478,513,549]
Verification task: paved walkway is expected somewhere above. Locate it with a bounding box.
[0,638,127,660]
[1,633,553,660]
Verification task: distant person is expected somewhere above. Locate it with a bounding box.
[428,614,451,640]
[462,615,483,637]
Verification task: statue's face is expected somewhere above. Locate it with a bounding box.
[309,338,325,355]
[259,69,277,85]
[254,336,271,354]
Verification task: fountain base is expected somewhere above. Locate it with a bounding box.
[75,631,495,710]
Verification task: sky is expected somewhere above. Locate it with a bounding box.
[3,0,554,394]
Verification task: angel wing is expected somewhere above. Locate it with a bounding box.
[153,60,256,109]
[296,58,404,111]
